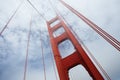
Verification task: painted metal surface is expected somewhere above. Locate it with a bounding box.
[47,16,104,80]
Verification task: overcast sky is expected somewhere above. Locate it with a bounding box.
[0,0,120,80]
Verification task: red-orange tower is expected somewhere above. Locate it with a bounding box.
[47,16,104,80]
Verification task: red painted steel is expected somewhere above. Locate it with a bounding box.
[47,16,104,80]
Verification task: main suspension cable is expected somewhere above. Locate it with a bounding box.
[59,0,120,52]
[23,16,32,80]
[0,0,24,35]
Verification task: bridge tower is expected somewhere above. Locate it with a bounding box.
[47,16,104,80]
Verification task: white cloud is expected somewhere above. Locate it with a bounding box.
[0,0,120,80]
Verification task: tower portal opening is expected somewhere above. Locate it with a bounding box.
[69,65,92,80]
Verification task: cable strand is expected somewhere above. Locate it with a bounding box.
[0,0,24,35]
[39,26,47,80]
[59,0,120,52]
[23,16,32,80]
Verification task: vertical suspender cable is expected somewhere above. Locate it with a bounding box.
[27,0,60,79]
[48,43,58,80]
[39,25,46,80]
[23,16,32,80]
[59,0,120,52]
[27,1,48,80]
[0,0,24,35]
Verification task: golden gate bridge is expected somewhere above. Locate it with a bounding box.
[0,0,120,80]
